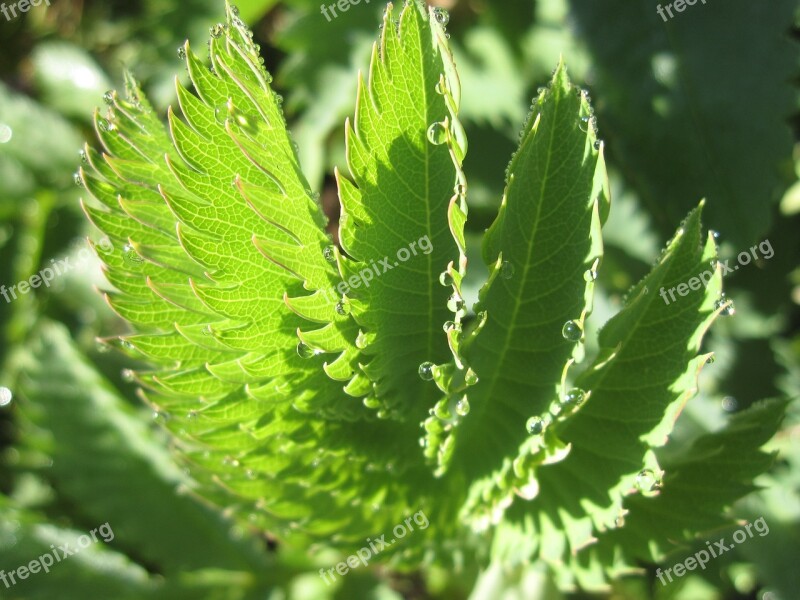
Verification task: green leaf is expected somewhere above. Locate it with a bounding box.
[495,206,723,582]
[335,1,464,417]
[583,399,787,578]
[17,321,275,577]
[569,0,798,246]
[78,1,464,558]
[427,63,607,516]
[0,496,155,600]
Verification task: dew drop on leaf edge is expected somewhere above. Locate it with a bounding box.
[427,122,448,145]
[526,416,544,435]
[297,342,315,359]
[418,362,434,381]
[455,397,470,416]
[561,388,586,407]
[335,299,350,316]
[562,320,582,342]
[433,7,450,26]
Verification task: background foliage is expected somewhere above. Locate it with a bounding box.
[0,0,798,598]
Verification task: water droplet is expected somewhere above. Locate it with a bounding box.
[0,387,12,407]
[418,362,435,381]
[500,261,515,279]
[561,320,582,342]
[73,171,83,187]
[231,109,258,134]
[120,339,135,351]
[97,118,112,132]
[246,469,256,480]
[593,140,602,150]
[335,298,350,316]
[123,244,144,264]
[561,388,586,407]
[230,4,240,16]
[210,23,225,38]
[721,396,738,412]
[435,79,447,95]
[454,183,467,196]
[706,355,715,364]
[187,410,198,420]
[0,123,12,144]
[439,270,453,287]
[433,7,450,26]
[579,116,590,132]
[710,258,718,268]
[427,122,448,145]
[95,340,110,354]
[455,397,470,416]
[464,369,479,386]
[583,269,598,282]
[214,105,227,124]
[121,369,135,382]
[635,469,660,492]
[223,455,240,467]
[152,410,169,422]
[102,90,114,105]
[323,245,336,262]
[447,294,465,313]
[711,230,720,240]
[177,45,187,60]
[79,149,88,164]
[714,295,735,316]
[297,342,315,359]
[526,416,544,435]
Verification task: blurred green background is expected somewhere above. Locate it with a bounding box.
[0,0,798,598]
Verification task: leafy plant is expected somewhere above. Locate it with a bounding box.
[14,0,788,595]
